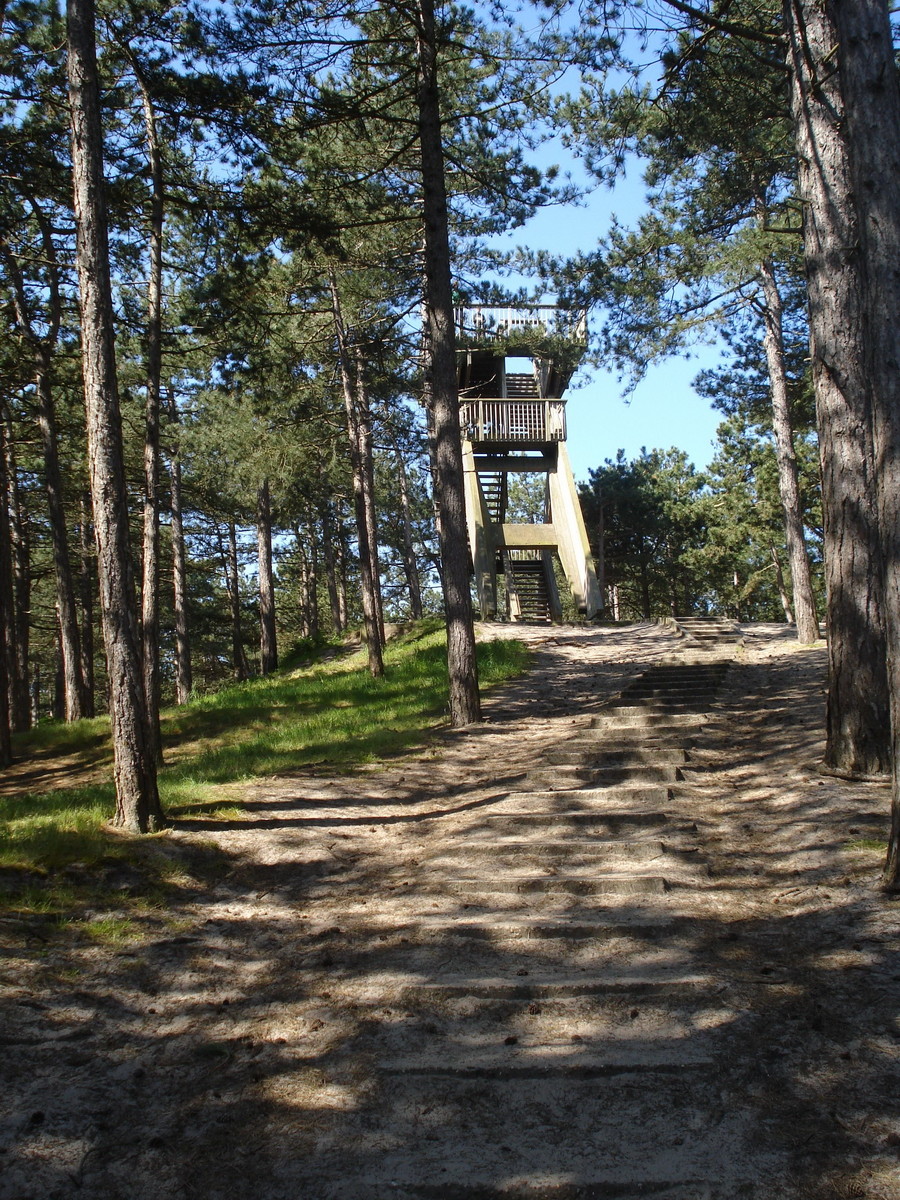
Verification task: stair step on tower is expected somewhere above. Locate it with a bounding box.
[509,558,552,623]
[478,470,506,523]
[504,372,539,398]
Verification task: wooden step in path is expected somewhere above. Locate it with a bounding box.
[672,616,744,647]
[270,646,776,1198]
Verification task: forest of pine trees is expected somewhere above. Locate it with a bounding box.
[1,0,899,879]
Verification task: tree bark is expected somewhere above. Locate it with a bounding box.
[0,414,14,764]
[294,530,310,638]
[308,532,320,638]
[639,546,651,620]
[295,521,320,640]
[257,478,278,674]
[52,630,65,721]
[4,409,31,731]
[138,70,164,764]
[595,492,606,616]
[1,206,84,723]
[784,0,890,777]
[297,540,310,638]
[67,0,162,830]
[223,520,248,681]
[771,545,795,624]
[354,346,385,647]
[395,447,424,620]
[336,509,349,631]
[321,500,343,634]
[757,253,820,644]
[167,394,192,703]
[415,0,480,724]
[820,0,900,886]
[79,491,95,718]
[330,278,384,678]
[35,354,86,721]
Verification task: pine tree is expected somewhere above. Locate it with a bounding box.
[67,0,162,831]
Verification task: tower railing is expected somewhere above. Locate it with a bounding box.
[454,305,587,345]
[460,399,567,444]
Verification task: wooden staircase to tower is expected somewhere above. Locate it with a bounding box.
[504,373,538,399]
[505,555,553,623]
[478,472,507,524]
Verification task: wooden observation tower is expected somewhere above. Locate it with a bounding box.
[457,305,602,622]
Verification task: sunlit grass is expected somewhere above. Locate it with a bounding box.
[12,714,112,757]
[160,621,528,786]
[0,621,529,924]
[0,784,116,873]
[74,915,141,945]
[846,838,888,852]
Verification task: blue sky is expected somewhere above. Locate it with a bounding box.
[563,354,724,484]
[484,127,728,486]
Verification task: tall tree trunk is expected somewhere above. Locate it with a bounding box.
[0,414,14,764]
[330,278,384,678]
[257,478,278,674]
[771,545,795,624]
[53,620,65,721]
[784,0,891,777]
[395,447,424,620]
[415,0,480,725]
[336,509,349,632]
[420,316,446,566]
[321,500,343,634]
[167,395,191,703]
[1,187,82,723]
[223,520,248,681]
[639,548,651,620]
[295,521,320,640]
[138,71,164,765]
[293,529,310,638]
[35,356,85,721]
[31,665,40,727]
[304,519,320,639]
[354,347,385,647]
[821,0,900,886]
[4,410,31,731]
[757,253,820,644]
[67,0,162,831]
[595,494,606,616]
[79,491,95,718]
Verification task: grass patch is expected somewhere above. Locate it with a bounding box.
[847,838,888,852]
[74,915,142,946]
[0,622,529,924]
[161,622,527,786]
[11,715,112,760]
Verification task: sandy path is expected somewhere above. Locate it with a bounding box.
[1,622,898,1200]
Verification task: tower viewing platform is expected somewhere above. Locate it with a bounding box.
[454,304,588,349]
[456,305,601,622]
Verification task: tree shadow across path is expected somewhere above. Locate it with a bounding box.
[1,624,898,1199]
